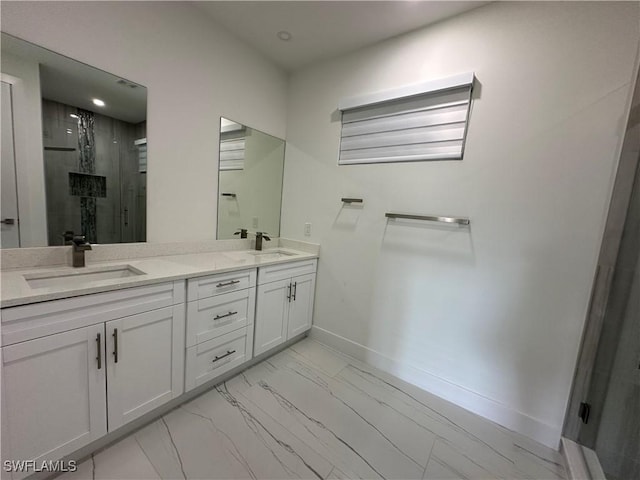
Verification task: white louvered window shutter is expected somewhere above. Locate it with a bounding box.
[134,138,147,173]
[219,136,246,170]
[219,122,246,171]
[338,72,474,165]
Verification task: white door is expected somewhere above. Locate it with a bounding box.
[106,305,184,431]
[287,273,316,339]
[254,279,290,356]
[1,81,20,248]
[1,325,107,479]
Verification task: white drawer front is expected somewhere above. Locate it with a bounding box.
[187,269,256,302]
[1,281,185,347]
[185,327,252,391]
[186,288,255,347]
[258,259,318,285]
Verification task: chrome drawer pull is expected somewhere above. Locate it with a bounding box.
[212,350,236,363]
[216,280,240,288]
[112,328,119,363]
[287,283,292,302]
[292,282,297,301]
[96,333,102,370]
[214,311,238,321]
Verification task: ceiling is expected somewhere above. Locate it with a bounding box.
[195,1,489,72]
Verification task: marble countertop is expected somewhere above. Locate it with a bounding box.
[1,248,318,308]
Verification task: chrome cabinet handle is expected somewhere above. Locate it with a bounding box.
[0,218,15,225]
[96,333,102,370]
[292,282,297,301]
[212,350,236,363]
[287,283,292,302]
[216,280,240,288]
[214,311,238,321]
[112,328,118,363]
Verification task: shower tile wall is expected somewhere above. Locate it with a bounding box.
[42,99,145,245]
[42,100,80,245]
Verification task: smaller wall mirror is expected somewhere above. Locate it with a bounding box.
[217,118,285,240]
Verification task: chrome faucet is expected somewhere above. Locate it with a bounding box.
[72,235,92,267]
[254,232,271,251]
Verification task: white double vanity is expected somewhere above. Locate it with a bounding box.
[0,241,318,479]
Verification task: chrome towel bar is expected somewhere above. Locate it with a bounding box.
[385,212,470,225]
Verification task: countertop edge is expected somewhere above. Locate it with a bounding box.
[1,251,319,309]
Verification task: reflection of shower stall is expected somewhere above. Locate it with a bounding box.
[42,99,146,245]
[564,69,640,479]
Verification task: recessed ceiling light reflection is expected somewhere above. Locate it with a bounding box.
[92,98,105,107]
[69,114,79,119]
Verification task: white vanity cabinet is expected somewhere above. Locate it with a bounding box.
[105,304,185,430]
[0,281,185,479]
[185,269,256,391]
[254,259,317,356]
[1,324,107,480]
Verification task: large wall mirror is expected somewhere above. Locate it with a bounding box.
[217,118,285,240]
[1,33,147,248]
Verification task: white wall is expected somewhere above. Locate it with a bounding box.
[1,1,288,243]
[1,52,47,247]
[281,1,640,447]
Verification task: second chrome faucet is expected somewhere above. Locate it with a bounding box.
[72,235,92,267]
[254,232,270,251]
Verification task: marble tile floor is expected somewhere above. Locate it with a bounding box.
[59,338,567,480]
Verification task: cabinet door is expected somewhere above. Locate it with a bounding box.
[254,279,290,356]
[1,324,106,479]
[106,305,184,431]
[287,273,316,339]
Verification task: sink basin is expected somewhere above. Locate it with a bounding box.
[25,265,146,289]
[246,249,298,260]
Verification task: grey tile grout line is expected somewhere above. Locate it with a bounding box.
[233,361,345,477]
[134,435,163,479]
[239,345,418,479]
[332,362,351,379]
[287,343,349,379]
[309,339,565,468]
[276,344,434,477]
[305,338,360,366]
[325,466,335,479]
[422,436,438,480]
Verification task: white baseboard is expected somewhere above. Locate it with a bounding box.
[310,325,562,450]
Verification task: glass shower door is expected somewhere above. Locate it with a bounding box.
[565,66,640,480]
[578,157,640,479]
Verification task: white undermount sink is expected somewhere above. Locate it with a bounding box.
[24,265,146,289]
[247,249,298,259]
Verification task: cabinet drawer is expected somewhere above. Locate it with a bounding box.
[187,269,256,302]
[258,259,317,285]
[186,288,255,347]
[185,327,252,391]
[1,281,185,347]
